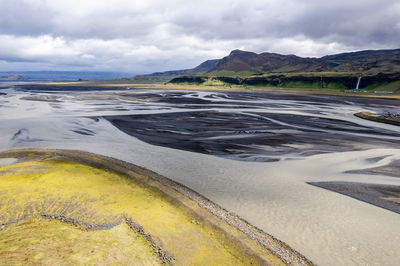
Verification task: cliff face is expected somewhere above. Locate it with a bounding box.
[134,48,400,90]
[170,73,400,91]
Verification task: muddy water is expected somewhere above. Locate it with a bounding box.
[0,86,399,265]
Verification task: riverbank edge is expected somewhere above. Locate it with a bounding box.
[37,82,400,100]
[354,112,400,126]
[0,148,313,265]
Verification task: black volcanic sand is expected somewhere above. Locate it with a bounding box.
[308,182,400,214]
[15,85,400,162]
[102,89,400,163]
[16,84,130,92]
[347,160,400,178]
[104,109,400,161]
[105,111,400,161]
[11,86,400,214]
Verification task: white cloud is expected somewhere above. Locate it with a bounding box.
[0,0,398,72]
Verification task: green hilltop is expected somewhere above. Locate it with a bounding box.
[129,49,400,93]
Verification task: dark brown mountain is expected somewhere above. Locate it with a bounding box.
[131,48,400,87]
[208,49,400,74]
[210,50,314,73]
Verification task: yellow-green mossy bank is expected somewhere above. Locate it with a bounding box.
[0,149,312,265]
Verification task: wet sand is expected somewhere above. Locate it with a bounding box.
[104,110,400,162]
[1,85,400,265]
[0,149,309,265]
[93,89,400,163]
[347,159,400,178]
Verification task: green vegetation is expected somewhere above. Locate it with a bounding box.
[72,49,400,95]
[128,76,176,84]
[169,75,400,94]
[362,81,400,93]
[355,112,400,126]
[207,49,400,75]
[124,48,400,93]
[0,149,308,265]
[0,218,161,265]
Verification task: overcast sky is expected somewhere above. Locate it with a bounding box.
[0,0,399,74]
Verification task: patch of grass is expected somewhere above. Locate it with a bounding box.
[243,82,345,92]
[365,81,400,93]
[202,79,227,86]
[0,218,161,265]
[0,151,286,265]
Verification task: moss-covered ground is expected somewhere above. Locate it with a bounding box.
[354,112,400,127]
[0,218,161,265]
[0,150,297,265]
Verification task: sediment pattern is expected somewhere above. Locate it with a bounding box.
[0,149,312,265]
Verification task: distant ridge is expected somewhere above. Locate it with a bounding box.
[0,71,129,82]
[209,49,400,74]
[0,74,26,81]
[132,59,219,82]
[131,48,400,84]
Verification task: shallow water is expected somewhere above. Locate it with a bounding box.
[0,86,399,265]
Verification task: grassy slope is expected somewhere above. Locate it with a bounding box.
[109,72,399,94]
[365,80,400,93]
[123,49,400,93]
[0,219,160,265]
[0,150,293,265]
[169,76,400,94]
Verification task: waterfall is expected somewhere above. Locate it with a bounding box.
[355,77,361,90]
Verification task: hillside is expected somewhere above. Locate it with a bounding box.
[0,149,309,265]
[131,48,400,83]
[146,49,399,92]
[207,49,400,75]
[131,59,219,83]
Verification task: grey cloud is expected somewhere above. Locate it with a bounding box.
[0,0,54,36]
[170,0,400,47]
[2,0,399,46]
[0,0,399,72]
[281,1,400,46]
